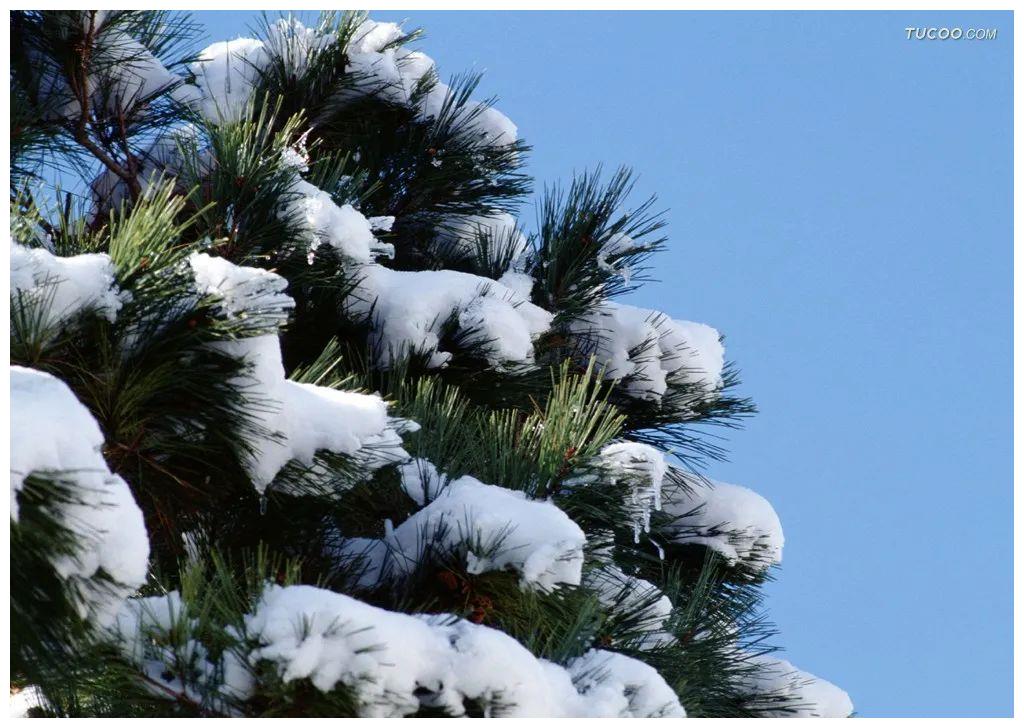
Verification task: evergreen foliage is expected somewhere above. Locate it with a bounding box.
[9,10,851,718]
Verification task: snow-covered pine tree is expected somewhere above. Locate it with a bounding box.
[9,10,853,718]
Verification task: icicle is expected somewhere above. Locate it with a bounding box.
[650,537,665,561]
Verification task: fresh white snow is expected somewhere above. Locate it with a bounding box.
[37,14,191,119]
[232,583,685,716]
[569,649,686,717]
[285,177,394,263]
[189,254,410,492]
[741,653,853,718]
[437,211,528,268]
[188,37,269,123]
[9,686,48,718]
[11,241,124,327]
[570,301,724,402]
[597,441,670,541]
[583,563,675,650]
[662,476,784,570]
[187,17,517,149]
[346,264,552,369]
[10,365,150,626]
[384,468,585,591]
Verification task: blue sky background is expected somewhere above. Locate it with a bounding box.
[192,10,1013,718]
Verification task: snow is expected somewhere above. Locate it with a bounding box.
[90,124,204,212]
[347,18,518,148]
[597,441,669,541]
[189,254,410,492]
[741,653,853,718]
[263,16,332,81]
[189,251,293,326]
[188,37,269,123]
[246,584,453,716]
[463,102,518,147]
[391,472,585,591]
[398,457,447,506]
[367,215,395,232]
[10,366,150,626]
[110,582,686,717]
[417,85,518,146]
[243,584,681,717]
[584,563,675,650]
[285,178,394,263]
[93,28,189,111]
[346,265,552,369]
[496,270,535,300]
[438,211,528,267]
[662,477,784,570]
[9,686,47,718]
[115,590,186,637]
[570,301,724,402]
[11,242,124,327]
[36,15,189,119]
[348,19,421,105]
[113,592,243,707]
[346,18,522,150]
[419,613,582,716]
[597,231,643,284]
[347,463,585,592]
[187,17,515,148]
[569,649,687,717]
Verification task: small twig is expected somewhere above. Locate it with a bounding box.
[70,11,142,202]
[137,672,214,716]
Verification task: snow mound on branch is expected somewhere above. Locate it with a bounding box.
[418,83,518,147]
[346,265,552,370]
[569,649,687,717]
[348,19,516,146]
[437,211,528,267]
[741,654,853,718]
[285,178,394,263]
[570,301,724,402]
[91,28,193,111]
[597,441,669,541]
[262,16,333,79]
[246,585,451,715]
[348,19,432,106]
[189,254,410,492]
[346,463,585,592]
[113,592,254,708]
[11,242,124,326]
[187,17,515,147]
[89,124,204,213]
[596,231,647,284]
[190,251,292,324]
[188,37,269,123]
[35,14,191,119]
[584,563,675,650]
[9,686,48,718]
[398,457,446,506]
[662,477,784,570]
[496,270,535,299]
[10,366,149,626]
[392,471,585,591]
[241,584,682,717]
[189,17,333,123]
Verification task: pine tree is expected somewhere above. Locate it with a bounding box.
[9,10,853,718]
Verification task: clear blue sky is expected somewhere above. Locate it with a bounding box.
[193,10,1013,718]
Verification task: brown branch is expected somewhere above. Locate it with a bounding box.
[70,11,142,202]
[136,671,216,716]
